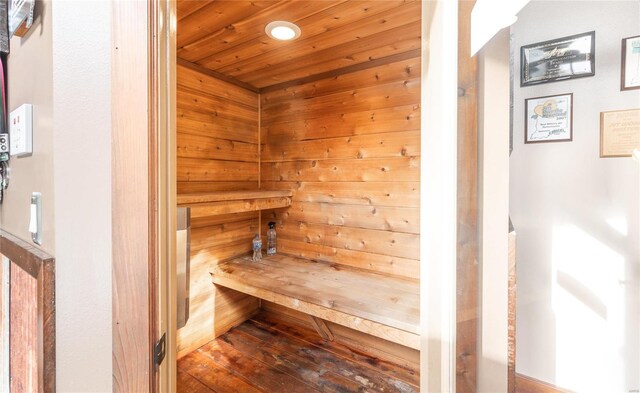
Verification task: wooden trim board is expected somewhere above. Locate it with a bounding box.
[177,58,259,93]
[516,373,574,393]
[112,0,153,390]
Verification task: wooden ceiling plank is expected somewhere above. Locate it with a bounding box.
[177,0,216,21]
[177,1,275,49]
[177,58,260,93]
[213,1,421,78]
[178,0,346,63]
[245,22,421,88]
[195,0,409,72]
[259,51,421,98]
[254,40,421,89]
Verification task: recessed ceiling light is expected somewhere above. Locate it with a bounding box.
[265,21,301,41]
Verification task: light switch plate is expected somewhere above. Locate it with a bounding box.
[9,104,33,157]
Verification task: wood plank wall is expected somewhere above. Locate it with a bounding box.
[260,57,421,280]
[176,63,260,358]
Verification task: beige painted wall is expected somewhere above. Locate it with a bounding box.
[0,1,113,391]
[0,0,54,253]
[511,1,640,391]
[52,1,112,391]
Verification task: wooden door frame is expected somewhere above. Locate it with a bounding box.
[112,0,176,391]
[112,0,468,392]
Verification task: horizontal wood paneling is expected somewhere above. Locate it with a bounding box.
[176,64,260,358]
[261,157,419,183]
[177,0,421,89]
[261,57,420,279]
[261,79,420,125]
[261,104,420,143]
[261,131,420,162]
[260,181,420,208]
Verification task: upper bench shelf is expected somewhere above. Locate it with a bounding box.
[177,189,292,217]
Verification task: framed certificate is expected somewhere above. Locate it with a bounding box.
[621,35,640,91]
[521,31,595,87]
[525,93,573,144]
[600,109,640,157]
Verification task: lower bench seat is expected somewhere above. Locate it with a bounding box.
[210,254,419,350]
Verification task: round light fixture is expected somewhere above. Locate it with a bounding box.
[265,21,301,41]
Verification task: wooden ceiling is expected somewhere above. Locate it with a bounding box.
[177,0,421,90]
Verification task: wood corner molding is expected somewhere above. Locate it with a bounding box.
[176,58,260,93]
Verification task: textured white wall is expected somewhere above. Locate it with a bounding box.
[52,1,112,391]
[511,2,640,392]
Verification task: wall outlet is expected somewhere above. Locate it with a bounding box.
[0,134,8,155]
[9,104,33,157]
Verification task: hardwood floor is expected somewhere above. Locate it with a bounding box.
[177,314,419,392]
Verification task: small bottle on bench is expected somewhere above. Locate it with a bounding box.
[252,234,262,261]
[267,222,277,256]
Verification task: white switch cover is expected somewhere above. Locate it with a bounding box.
[9,104,33,157]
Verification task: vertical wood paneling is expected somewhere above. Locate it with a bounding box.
[260,57,421,280]
[1,231,56,393]
[176,64,260,358]
[9,263,38,393]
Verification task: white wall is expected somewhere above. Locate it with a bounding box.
[1,0,55,253]
[52,1,112,391]
[510,2,640,392]
[478,28,510,393]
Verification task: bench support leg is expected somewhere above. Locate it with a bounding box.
[309,316,334,341]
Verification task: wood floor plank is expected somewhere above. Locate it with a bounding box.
[238,320,417,392]
[250,314,420,388]
[220,329,363,393]
[199,340,321,393]
[177,369,217,393]
[178,350,262,393]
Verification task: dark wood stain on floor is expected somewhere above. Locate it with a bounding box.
[177,314,419,393]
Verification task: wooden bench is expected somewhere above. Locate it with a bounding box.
[210,254,419,350]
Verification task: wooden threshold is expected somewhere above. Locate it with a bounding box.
[210,254,419,349]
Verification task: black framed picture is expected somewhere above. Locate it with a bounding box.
[621,35,640,91]
[521,31,595,87]
[525,93,573,144]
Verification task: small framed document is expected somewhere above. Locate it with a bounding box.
[525,93,573,144]
[600,109,640,157]
[621,35,640,91]
[521,31,595,87]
